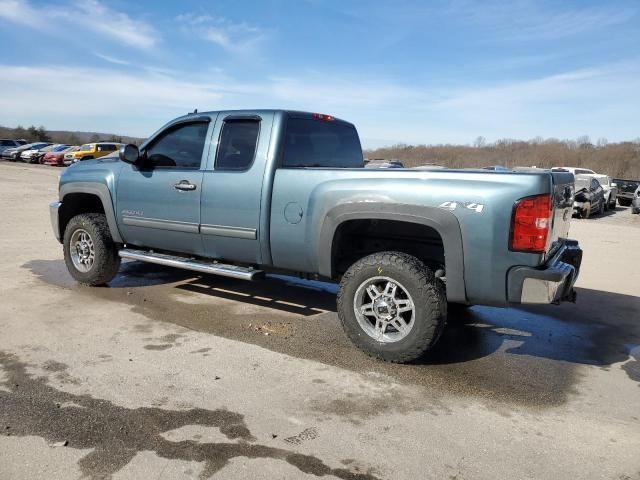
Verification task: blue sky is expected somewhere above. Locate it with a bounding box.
[0,0,639,147]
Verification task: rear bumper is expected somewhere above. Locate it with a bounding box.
[507,240,582,304]
[50,201,62,243]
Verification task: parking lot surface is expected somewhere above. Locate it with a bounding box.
[1,162,639,480]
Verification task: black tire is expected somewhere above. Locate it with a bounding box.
[337,251,447,363]
[618,198,632,207]
[609,198,617,210]
[81,156,94,161]
[63,213,121,286]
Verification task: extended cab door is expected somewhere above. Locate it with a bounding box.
[116,118,213,255]
[200,112,275,264]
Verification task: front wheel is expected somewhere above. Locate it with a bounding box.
[63,213,121,285]
[337,252,447,363]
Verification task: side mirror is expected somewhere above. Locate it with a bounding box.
[119,144,140,164]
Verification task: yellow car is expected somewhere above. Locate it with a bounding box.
[63,142,120,164]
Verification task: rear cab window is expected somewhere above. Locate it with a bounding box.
[215,119,260,171]
[282,115,363,168]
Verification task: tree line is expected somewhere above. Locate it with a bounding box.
[366,136,640,179]
[0,125,143,146]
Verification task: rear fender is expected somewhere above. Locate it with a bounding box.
[317,202,466,303]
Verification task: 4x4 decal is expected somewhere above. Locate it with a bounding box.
[438,201,485,213]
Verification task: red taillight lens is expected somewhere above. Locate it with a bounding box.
[510,194,552,253]
[312,113,335,121]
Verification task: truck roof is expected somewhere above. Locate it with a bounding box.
[174,109,352,124]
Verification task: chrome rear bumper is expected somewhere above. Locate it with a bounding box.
[507,240,582,304]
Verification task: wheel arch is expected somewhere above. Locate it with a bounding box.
[58,183,123,243]
[318,203,466,303]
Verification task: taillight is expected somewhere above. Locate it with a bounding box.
[312,113,335,121]
[510,194,552,253]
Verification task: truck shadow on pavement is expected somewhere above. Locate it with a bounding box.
[24,259,640,408]
[0,351,380,480]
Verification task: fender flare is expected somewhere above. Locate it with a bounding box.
[316,202,466,303]
[59,182,123,243]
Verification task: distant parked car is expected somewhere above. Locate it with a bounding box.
[0,139,25,155]
[613,178,640,206]
[19,143,55,163]
[573,175,605,218]
[3,142,51,161]
[43,146,79,167]
[552,167,596,175]
[590,174,618,210]
[63,142,120,163]
[21,144,68,164]
[364,159,404,168]
[632,186,640,214]
[38,144,70,163]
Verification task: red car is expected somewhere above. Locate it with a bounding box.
[43,146,79,166]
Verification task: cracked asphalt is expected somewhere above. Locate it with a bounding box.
[1,162,639,479]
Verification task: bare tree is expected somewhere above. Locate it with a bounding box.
[473,136,486,148]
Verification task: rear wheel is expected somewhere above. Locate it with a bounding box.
[63,213,121,285]
[337,252,446,363]
[619,198,632,207]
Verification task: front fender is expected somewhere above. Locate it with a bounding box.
[58,182,123,243]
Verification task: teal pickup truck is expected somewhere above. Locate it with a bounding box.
[50,110,582,362]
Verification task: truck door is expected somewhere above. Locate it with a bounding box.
[116,118,213,255]
[200,112,274,264]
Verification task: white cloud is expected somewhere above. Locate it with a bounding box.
[0,62,638,146]
[177,13,266,54]
[0,0,39,24]
[71,0,158,49]
[0,0,158,49]
[451,0,637,41]
[94,53,131,66]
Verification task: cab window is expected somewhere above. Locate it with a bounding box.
[145,122,208,169]
[215,119,260,171]
[282,118,363,168]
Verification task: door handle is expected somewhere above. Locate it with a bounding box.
[174,181,197,191]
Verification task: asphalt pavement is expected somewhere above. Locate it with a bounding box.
[1,162,639,479]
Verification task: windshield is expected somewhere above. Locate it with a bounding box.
[575,178,590,191]
[615,180,640,193]
[79,144,92,151]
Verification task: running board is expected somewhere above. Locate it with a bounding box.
[118,249,263,281]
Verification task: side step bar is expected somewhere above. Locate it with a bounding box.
[118,248,264,281]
